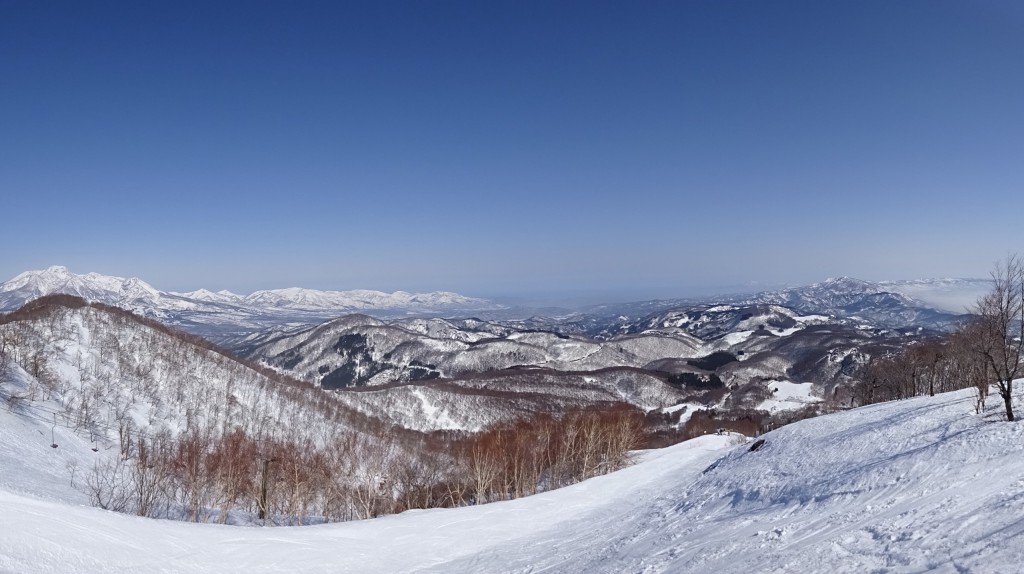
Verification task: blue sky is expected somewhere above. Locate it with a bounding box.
[1,1,1022,302]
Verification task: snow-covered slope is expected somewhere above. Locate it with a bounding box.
[0,266,499,340]
[0,297,341,445]
[245,304,911,416]
[246,314,705,389]
[2,386,1022,573]
[0,266,164,309]
[332,368,688,432]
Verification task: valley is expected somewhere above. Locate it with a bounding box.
[1,267,970,439]
[6,2,1018,570]
[0,265,1011,572]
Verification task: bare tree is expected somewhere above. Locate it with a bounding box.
[212,430,257,523]
[86,458,132,512]
[0,331,13,379]
[971,255,1024,421]
[172,431,215,522]
[132,433,173,517]
[909,341,945,398]
[949,322,992,414]
[469,428,507,503]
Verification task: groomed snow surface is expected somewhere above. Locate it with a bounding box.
[3,385,1024,573]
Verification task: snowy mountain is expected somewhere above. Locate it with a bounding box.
[735,276,967,330]
[244,314,703,388]
[0,266,165,309]
[236,300,921,434]
[0,294,377,447]
[0,277,1016,572]
[177,288,246,304]
[0,268,974,344]
[495,277,971,341]
[0,293,685,436]
[0,268,967,433]
[3,384,1022,572]
[610,302,909,396]
[0,266,500,340]
[564,276,970,338]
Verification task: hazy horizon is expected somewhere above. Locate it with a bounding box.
[1,263,994,311]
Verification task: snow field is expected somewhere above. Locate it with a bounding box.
[4,385,1024,572]
[756,380,822,413]
[0,436,735,573]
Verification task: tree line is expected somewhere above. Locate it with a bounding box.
[83,405,647,524]
[855,255,1024,421]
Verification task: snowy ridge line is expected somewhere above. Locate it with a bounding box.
[0,266,500,325]
[1,293,315,392]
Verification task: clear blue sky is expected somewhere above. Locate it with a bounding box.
[2,1,1022,302]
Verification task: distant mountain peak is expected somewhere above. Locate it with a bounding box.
[818,276,873,288]
[0,266,162,305]
[0,267,501,338]
[727,276,967,330]
[175,288,244,304]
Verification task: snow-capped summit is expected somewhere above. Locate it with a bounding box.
[736,275,963,329]
[815,276,878,292]
[0,266,163,309]
[175,288,245,304]
[0,266,500,339]
[242,287,488,311]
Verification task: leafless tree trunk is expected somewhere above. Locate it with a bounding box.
[132,434,172,518]
[949,322,992,414]
[971,255,1024,421]
[213,430,257,523]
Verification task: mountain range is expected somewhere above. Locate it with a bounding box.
[1,265,978,433]
[0,266,499,340]
[0,264,1011,573]
[499,276,977,341]
[1,266,985,340]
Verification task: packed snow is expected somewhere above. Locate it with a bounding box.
[3,384,1024,572]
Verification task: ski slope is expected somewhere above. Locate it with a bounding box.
[3,386,1024,573]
